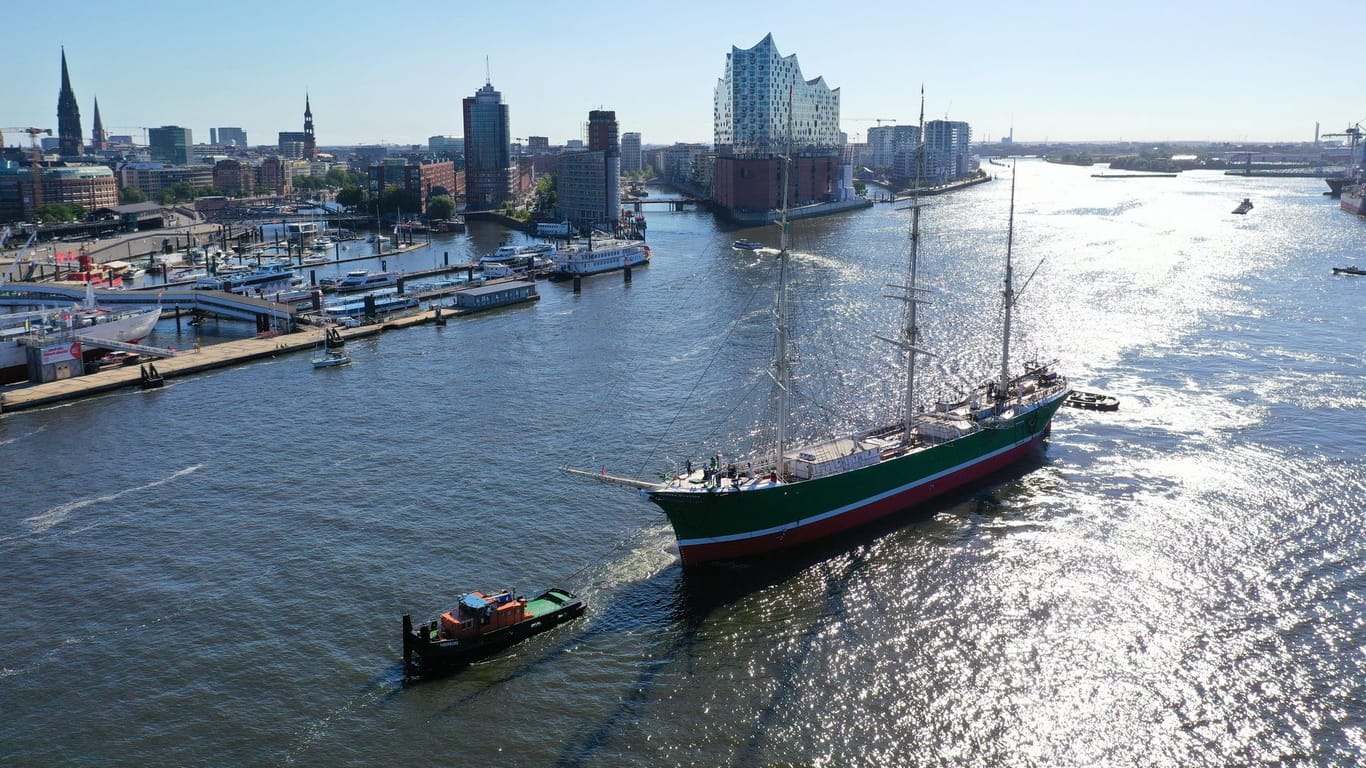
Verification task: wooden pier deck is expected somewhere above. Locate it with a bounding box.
[0,308,451,414]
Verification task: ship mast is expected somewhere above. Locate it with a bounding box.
[877,87,932,439]
[773,88,794,477]
[998,164,1018,406]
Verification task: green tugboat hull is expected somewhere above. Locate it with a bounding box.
[402,588,585,679]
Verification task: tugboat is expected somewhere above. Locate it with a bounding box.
[402,587,585,679]
[1232,198,1253,215]
[1332,265,1365,276]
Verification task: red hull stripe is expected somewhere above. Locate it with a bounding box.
[676,432,1044,564]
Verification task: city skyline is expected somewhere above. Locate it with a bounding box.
[5,0,1355,150]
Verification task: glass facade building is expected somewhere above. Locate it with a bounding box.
[148,126,193,165]
[462,82,513,210]
[714,33,840,158]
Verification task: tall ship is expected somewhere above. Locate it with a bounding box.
[568,99,1069,565]
[0,286,161,384]
[549,235,650,279]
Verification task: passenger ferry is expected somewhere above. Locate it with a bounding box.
[550,236,650,279]
[194,265,300,296]
[321,288,418,318]
[335,269,399,293]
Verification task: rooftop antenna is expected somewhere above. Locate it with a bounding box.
[485,56,491,86]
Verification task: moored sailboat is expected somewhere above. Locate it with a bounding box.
[568,95,1070,565]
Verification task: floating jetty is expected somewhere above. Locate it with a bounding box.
[0,305,456,414]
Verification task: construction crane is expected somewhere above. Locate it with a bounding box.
[108,126,151,145]
[2,128,52,217]
[850,117,899,126]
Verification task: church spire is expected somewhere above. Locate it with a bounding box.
[91,95,108,152]
[57,46,83,156]
[302,92,317,160]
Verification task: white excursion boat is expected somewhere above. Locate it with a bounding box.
[335,269,399,293]
[194,265,300,296]
[550,234,650,279]
[321,288,418,318]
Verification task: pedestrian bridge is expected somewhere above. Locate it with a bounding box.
[0,282,298,327]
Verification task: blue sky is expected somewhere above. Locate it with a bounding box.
[5,0,1354,148]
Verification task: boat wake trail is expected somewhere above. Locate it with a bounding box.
[0,423,47,446]
[280,675,403,766]
[19,464,204,537]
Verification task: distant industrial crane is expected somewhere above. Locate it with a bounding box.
[1322,122,1363,145]
[1323,121,1365,171]
[2,127,53,216]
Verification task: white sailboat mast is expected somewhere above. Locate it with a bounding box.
[998,165,1018,404]
[903,90,928,436]
[877,88,932,438]
[774,88,794,476]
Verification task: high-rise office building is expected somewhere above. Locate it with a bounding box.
[558,110,621,232]
[590,110,620,226]
[428,135,464,156]
[148,126,193,165]
[621,132,642,172]
[461,81,513,210]
[57,47,83,156]
[214,127,248,147]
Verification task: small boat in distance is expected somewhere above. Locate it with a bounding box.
[1331,265,1365,276]
[731,239,764,251]
[402,588,586,679]
[1064,390,1120,411]
[1232,198,1253,214]
[311,326,351,368]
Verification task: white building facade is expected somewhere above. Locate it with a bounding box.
[923,120,973,184]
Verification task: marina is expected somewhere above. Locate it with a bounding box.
[2,167,1364,766]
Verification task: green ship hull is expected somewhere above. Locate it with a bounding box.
[645,390,1067,564]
